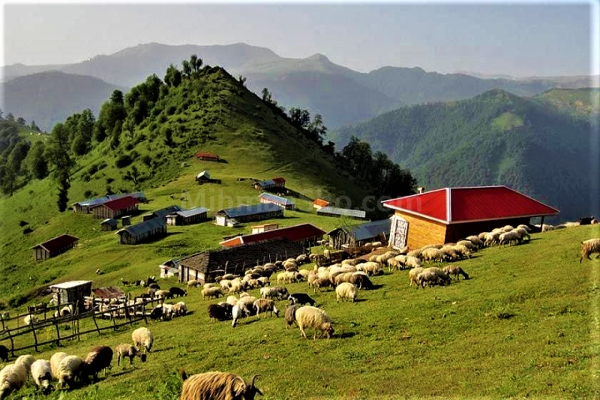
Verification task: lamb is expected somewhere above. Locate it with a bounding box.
[0,346,7,363]
[285,304,301,329]
[132,327,154,353]
[172,302,187,317]
[208,304,233,322]
[50,352,68,380]
[202,287,224,300]
[180,371,262,400]
[169,287,187,298]
[312,278,332,293]
[30,360,53,393]
[295,306,334,340]
[0,363,27,399]
[288,293,317,306]
[336,282,358,303]
[231,303,251,328]
[82,345,113,381]
[443,265,470,280]
[23,314,38,326]
[580,238,600,263]
[409,267,425,287]
[56,355,84,389]
[417,267,451,288]
[253,299,279,318]
[115,344,147,367]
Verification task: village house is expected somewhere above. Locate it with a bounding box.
[166,207,209,226]
[195,152,221,162]
[142,205,182,222]
[251,223,281,234]
[312,198,329,210]
[116,218,167,245]
[254,177,286,190]
[259,193,295,210]
[49,280,92,312]
[220,223,325,248]
[100,218,118,231]
[72,192,145,213]
[90,196,140,219]
[317,206,366,219]
[32,234,79,261]
[215,203,284,227]
[328,219,392,249]
[382,185,560,250]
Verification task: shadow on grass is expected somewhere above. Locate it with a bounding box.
[336,331,357,339]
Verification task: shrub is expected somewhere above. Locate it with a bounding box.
[81,172,91,182]
[83,190,95,198]
[18,220,28,227]
[115,154,133,168]
[106,177,115,184]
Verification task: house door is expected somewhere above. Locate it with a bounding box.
[390,216,408,249]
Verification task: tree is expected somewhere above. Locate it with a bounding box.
[45,123,74,211]
[182,60,191,78]
[6,113,14,122]
[164,64,182,87]
[7,141,31,175]
[16,117,26,126]
[123,165,142,187]
[0,164,16,196]
[30,120,41,132]
[71,133,88,156]
[238,75,247,86]
[24,141,48,180]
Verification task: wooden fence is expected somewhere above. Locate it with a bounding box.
[0,297,164,357]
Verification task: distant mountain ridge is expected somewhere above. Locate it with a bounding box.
[2,42,598,130]
[332,89,599,222]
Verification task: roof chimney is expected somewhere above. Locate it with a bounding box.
[417,186,426,194]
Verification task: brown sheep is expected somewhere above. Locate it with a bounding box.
[180,371,262,400]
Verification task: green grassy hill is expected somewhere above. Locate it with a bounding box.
[535,88,600,119]
[1,225,599,399]
[332,89,599,222]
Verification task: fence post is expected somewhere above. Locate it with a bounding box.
[30,320,39,352]
[54,319,61,346]
[91,309,101,336]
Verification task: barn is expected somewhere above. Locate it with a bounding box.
[382,185,560,250]
[317,206,366,219]
[215,203,284,226]
[166,207,209,226]
[32,234,79,261]
[220,223,325,248]
[116,218,167,244]
[328,219,391,249]
[259,193,295,210]
[72,192,146,213]
[142,205,182,222]
[100,218,118,231]
[90,196,140,219]
[195,152,221,162]
[254,177,286,190]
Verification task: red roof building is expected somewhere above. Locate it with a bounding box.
[313,198,330,209]
[90,196,140,219]
[32,234,79,261]
[382,186,559,250]
[220,223,325,248]
[195,152,220,161]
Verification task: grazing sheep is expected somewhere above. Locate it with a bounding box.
[202,287,224,300]
[443,265,470,280]
[180,371,262,400]
[172,302,188,317]
[421,248,446,263]
[312,278,332,293]
[208,304,233,322]
[405,256,422,269]
[285,304,301,329]
[231,303,251,328]
[187,280,200,288]
[155,289,173,299]
[417,267,451,288]
[512,227,531,241]
[580,238,600,263]
[288,293,317,306]
[82,345,113,381]
[361,261,383,276]
[15,355,35,371]
[456,240,477,252]
[50,352,68,380]
[349,274,374,290]
[0,363,27,399]
[115,344,147,367]
[336,282,358,303]
[409,267,425,287]
[407,249,422,259]
[57,355,84,389]
[149,305,164,321]
[516,224,531,232]
[484,231,501,246]
[23,315,38,326]
[0,346,8,363]
[253,299,279,318]
[295,306,334,340]
[132,327,154,353]
[30,360,53,393]
[499,231,521,246]
[169,287,187,298]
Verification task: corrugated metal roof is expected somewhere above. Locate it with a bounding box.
[117,218,166,236]
[256,179,276,188]
[172,207,209,218]
[350,219,392,241]
[317,207,366,219]
[382,186,559,224]
[146,205,182,220]
[92,286,125,299]
[50,280,91,289]
[220,223,325,247]
[101,218,118,226]
[74,192,145,207]
[32,234,79,252]
[196,152,220,159]
[93,196,139,211]
[259,193,294,206]
[197,170,210,179]
[217,203,283,218]
[313,199,329,207]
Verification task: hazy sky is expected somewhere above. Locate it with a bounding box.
[1,1,598,77]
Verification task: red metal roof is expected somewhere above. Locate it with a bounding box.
[313,198,330,207]
[32,234,79,252]
[95,196,139,211]
[92,286,126,299]
[272,177,286,185]
[382,186,559,224]
[195,152,220,160]
[220,223,325,247]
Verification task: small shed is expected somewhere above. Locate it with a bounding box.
[100,218,118,231]
[196,170,211,183]
[259,193,295,210]
[143,205,182,222]
[313,198,329,210]
[166,207,209,226]
[195,152,220,162]
[49,280,92,312]
[328,219,392,249]
[251,223,281,234]
[220,223,325,248]
[90,196,140,219]
[382,185,560,250]
[72,192,146,214]
[121,216,131,226]
[317,206,366,219]
[159,259,179,278]
[254,177,286,190]
[117,218,167,245]
[32,234,79,261]
[215,203,284,226]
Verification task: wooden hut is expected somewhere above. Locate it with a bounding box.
[259,193,295,210]
[49,280,92,312]
[328,219,391,249]
[317,206,366,219]
[215,203,284,226]
[72,192,145,213]
[100,218,118,231]
[116,218,167,244]
[91,196,139,219]
[220,223,325,248]
[195,152,220,162]
[32,234,79,261]
[143,205,182,222]
[251,223,280,234]
[166,207,209,226]
[382,185,560,250]
[254,177,286,190]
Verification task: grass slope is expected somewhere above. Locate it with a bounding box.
[1,225,599,399]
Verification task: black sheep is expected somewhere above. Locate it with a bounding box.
[284,304,301,329]
[579,216,595,225]
[0,344,9,362]
[207,303,232,321]
[288,293,317,306]
[148,283,161,290]
[82,345,113,381]
[169,287,187,298]
[149,306,163,321]
[349,274,374,290]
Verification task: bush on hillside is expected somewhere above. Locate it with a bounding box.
[115,154,133,168]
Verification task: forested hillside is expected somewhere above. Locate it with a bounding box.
[333,89,599,222]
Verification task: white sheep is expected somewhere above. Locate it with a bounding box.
[253,299,279,318]
[408,267,424,287]
[501,225,515,233]
[172,302,187,317]
[23,315,38,326]
[417,267,451,287]
[57,355,84,389]
[50,352,68,380]
[15,354,35,371]
[484,231,501,246]
[30,360,53,393]
[180,371,262,400]
[580,238,600,263]
[201,287,224,299]
[0,363,27,399]
[499,231,521,246]
[516,224,531,232]
[405,256,422,269]
[336,282,358,302]
[295,306,334,340]
[132,327,154,353]
[512,227,531,241]
[456,240,477,252]
[421,247,446,263]
[115,344,147,367]
[231,303,251,328]
[465,235,484,248]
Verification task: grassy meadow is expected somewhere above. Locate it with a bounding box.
[1,224,599,399]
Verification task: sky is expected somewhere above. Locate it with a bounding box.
[1,0,598,78]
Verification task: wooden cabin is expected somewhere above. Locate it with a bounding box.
[251,223,280,234]
[220,223,325,248]
[317,206,366,219]
[32,234,79,261]
[116,218,167,245]
[166,207,209,226]
[215,203,284,226]
[382,185,560,250]
[259,193,295,210]
[195,152,220,162]
[72,192,145,213]
[143,205,182,222]
[49,280,92,312]
[100,218,118,231]
[328,219,391,249]
[254,177,286,190]
[91,196,139,219]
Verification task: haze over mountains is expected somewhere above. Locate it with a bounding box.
[1,42,598,131]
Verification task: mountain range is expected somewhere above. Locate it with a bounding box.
[2,42,598,131]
